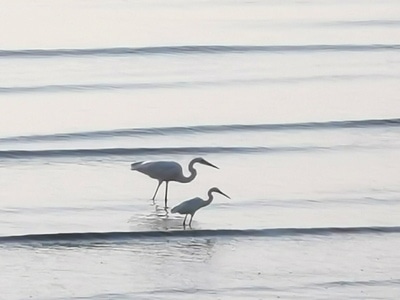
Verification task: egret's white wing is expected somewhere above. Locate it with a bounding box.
[133,161,182,181]
[171,197,203,214]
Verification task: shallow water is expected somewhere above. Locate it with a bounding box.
[2,231,400,299]
[1,0,400,299]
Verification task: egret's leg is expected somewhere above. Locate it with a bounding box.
[183,214,188,226]
[152,181,162,200]
[164,181,169,208]
[189,214,194,227]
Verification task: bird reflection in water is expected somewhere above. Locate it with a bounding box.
[173,238,216,263]
[129,207,183,232]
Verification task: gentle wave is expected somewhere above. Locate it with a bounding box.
[1,144,393,160]
[0,82,181,93]
[0,74,398,94]
[0,146,335,159]
[1,118,399,143]
[1,226,399,244]
[318,278,400,287]
[0,82,196,94]
[1,44,400,58]
[326,20,400,27]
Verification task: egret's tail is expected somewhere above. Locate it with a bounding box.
[171,206,178,213]
[130,161,144,170]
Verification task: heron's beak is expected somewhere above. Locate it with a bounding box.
[203,160,219,169]
[219,191,231,199]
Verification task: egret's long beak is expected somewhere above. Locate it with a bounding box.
[219,191,231,199]
[130,161,143,170]
[203,160,219,169]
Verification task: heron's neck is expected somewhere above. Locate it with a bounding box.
[179,159,198,183]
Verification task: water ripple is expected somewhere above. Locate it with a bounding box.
[1,44,399,58]
[1,226,399,245]
[1,118,399,143]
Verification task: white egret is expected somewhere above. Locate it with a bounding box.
[171,187,230,227]
[130,157,218,208]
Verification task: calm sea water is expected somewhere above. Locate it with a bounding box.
[1,0,400,299]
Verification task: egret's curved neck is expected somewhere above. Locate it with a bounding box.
[179,159,198,183]
[200,189,215,208]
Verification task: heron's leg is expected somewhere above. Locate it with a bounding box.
[164,181,169,208]
[152,181,162,200]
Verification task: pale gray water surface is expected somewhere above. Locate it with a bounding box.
[1,0,400,299]
[2,233,400,299]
